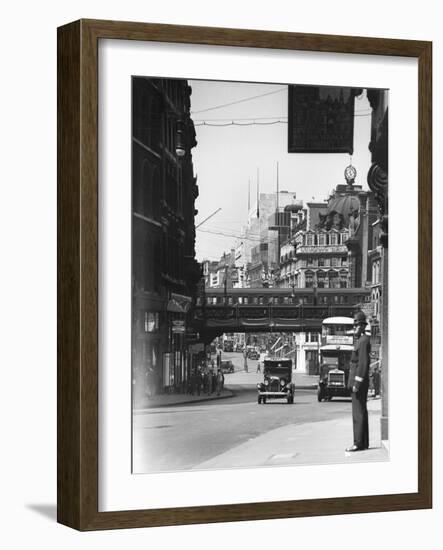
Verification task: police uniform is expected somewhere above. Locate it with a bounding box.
[348,323,371,450]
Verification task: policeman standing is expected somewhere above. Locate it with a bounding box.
[346,311,371,452]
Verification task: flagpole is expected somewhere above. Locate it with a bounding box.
[256,168,260,218]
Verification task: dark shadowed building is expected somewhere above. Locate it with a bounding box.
[132,77,201,404]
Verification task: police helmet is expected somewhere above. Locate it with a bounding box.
[354,311,367,325]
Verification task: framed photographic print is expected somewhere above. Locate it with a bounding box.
[57,19,432,530]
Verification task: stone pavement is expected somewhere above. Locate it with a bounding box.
[192,398,387,469]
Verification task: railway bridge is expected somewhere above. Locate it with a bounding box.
[191,287,371,343]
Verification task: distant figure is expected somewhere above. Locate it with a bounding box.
[207,370,213,395]
[372,364,381,398]
[216,369,225,396]
[257,352,266,373]
[196,368,202,396]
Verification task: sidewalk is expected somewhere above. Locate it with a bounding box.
[193,398,388,470]
[134,388,234,411]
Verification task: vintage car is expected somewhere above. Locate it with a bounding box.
[223,340,234,352]
[247,348,260,360]
[317,355,352,402]
[220,360,234,373]
[257,358,294,404]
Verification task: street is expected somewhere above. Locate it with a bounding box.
[133,352,383,473]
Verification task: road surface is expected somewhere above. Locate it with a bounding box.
[132,353,376,473]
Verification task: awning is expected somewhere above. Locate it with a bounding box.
[167,293,192,313]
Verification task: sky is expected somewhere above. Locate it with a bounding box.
[189,79,373,262]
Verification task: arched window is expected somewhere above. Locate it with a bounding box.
[305,270,314,288]
[317,270,327,288]
[306,233,315,246]
[328,270,339,289]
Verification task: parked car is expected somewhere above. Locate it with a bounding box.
[220,360,235,373]
[247,348,260,360]
[257,358,295,404]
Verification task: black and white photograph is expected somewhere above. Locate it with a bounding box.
[131,77,389,474]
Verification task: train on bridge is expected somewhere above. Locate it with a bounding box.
[193,287,371,335]
[197,286,371,307]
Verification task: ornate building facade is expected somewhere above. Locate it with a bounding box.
[132,77,200,405]
[277,170,378,294]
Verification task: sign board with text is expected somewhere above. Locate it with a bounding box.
[288,85,360,154]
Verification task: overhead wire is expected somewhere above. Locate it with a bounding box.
[191,87,286,115]
[194,111,372,127]
[197,228,261,241]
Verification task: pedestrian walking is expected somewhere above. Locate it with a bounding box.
[207,370,213,395]
[216,369,224,396]
[346,311,371,452]
[257,352,266,373]
[195,368,202,395]
[372,364,381,398]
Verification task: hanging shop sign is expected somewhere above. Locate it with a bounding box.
[288,85,360,154]
[167,293,192,313]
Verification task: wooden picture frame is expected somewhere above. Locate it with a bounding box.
[57,19,432,530]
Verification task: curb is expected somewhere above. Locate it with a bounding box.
[134,391,235,411]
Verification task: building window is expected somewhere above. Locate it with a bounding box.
[330,232,338,245]
[317,270,326,288]
[144,311,159,333]
[328,271,340,289]
[305,271,314,288]
[318,233,326,246]
[306,233,315,246]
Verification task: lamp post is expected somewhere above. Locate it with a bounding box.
[175,118,186,158]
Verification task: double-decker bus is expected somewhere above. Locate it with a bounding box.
[317,316,354,401]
